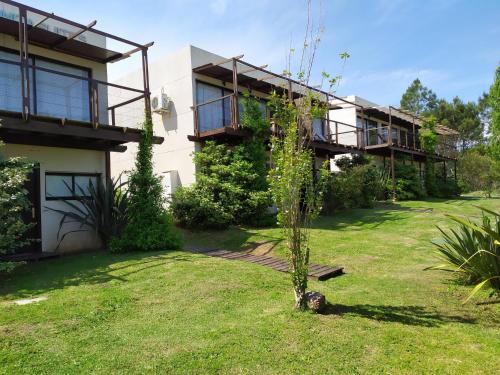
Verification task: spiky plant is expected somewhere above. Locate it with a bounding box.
[46,176,129,249]
[429,206,500,302]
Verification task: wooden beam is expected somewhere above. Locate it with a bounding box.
[0,116,163,144]
[109,41,154,63]
[212,54,244,67]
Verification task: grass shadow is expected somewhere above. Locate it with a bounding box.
[320,302,476,327]
[0,251,192,300]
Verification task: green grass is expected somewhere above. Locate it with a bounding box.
[1,197,499,374]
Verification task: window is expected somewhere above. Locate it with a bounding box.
[0,48,91,122]
[45,173,99,200]
[196,81,267,132]
[34,59,91,122]
[400,129,408,147]
[313,118,326,140]
[365,119,378,146]
[391,128,399,145]
[196,82,230,132]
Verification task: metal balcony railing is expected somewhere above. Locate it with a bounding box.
[0,57,146,129]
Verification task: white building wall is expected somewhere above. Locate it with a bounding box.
[2,144,106,253]
[111,46,200,193]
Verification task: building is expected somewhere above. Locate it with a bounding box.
[0,0,160,256]
[111,45,362,194]
[112,45,458,200]
[329,95,459,194]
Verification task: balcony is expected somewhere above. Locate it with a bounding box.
[363,126,457,160]
[0,0,160,151]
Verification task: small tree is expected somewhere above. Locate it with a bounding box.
[109,116,181,252]
[0,141,34,272]
[420,116,439,196]
[171,95,271,229]
[268,91,329,309]
[488,64,500,161]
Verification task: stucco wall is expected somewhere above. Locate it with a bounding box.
[2,144,106,253]
[111,46,199,193]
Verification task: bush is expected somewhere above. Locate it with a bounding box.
[324,159,387,212]
[170,186,232,229]
[435,178,461,198]
[429,206,500,302]
[394,163,426,200]
[0,141,34,272]
[110,117,182,253]
[458,150,499,196]
[109,212,181,253]
[171,142,272,229]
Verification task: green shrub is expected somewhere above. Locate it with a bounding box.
[110,117,182,253]
[171,96,271,229]
[324,160,387,212]
[394,163,426,200]
[109,212,181,253]
[435,178,461,198]
[458,150,499,196]
[170,186,232,229]
[0,141,34,272]
[171,142,272,229]
[429,206,500,302]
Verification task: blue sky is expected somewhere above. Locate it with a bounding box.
[21,0,500,106]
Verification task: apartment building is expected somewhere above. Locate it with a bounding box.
[329,95,459,187]
[0,0,160,256]
[111,45,362,194]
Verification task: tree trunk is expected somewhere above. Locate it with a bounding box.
[294,285,307,310]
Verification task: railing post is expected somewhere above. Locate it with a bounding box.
[412,116,416,150]
[193,106,199,137]
[18,6,30,121]
[388,107,392,146]
[326,105,331,142]
[142,48,151,121]
[111,108,116,126]
[335,122,339,144]
[91,81,99,128]
[232,58,239,128]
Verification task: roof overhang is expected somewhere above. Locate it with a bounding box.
[0,0,152,63]
[0,111,163,152]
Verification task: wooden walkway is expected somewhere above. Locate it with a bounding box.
[186,247,344,281]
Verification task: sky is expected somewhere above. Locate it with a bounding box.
[20,0,500,106]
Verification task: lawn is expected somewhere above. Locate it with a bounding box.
[1,197,499,374]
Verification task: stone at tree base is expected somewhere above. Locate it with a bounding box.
[305,291,326,313]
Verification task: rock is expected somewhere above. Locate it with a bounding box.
[305,291,326,313]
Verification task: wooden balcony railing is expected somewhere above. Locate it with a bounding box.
[192,93,458,159]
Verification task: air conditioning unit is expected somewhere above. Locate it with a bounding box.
[151,92,171,114]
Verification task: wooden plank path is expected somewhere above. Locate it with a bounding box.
[186,247,344,281]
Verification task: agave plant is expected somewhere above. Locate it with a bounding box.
[429,206,500,303]
[46,175,129,249]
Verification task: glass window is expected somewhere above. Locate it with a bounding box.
[46,175,73,198]
[74,175,98,196]
[0,50,34,112]
[46,173,99,200]
[365,119,378,146]
[34,59,90,122]
[400,129,408,146]
[313,118,325,140]
[196,82,226,132]
[392,128,399,145]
